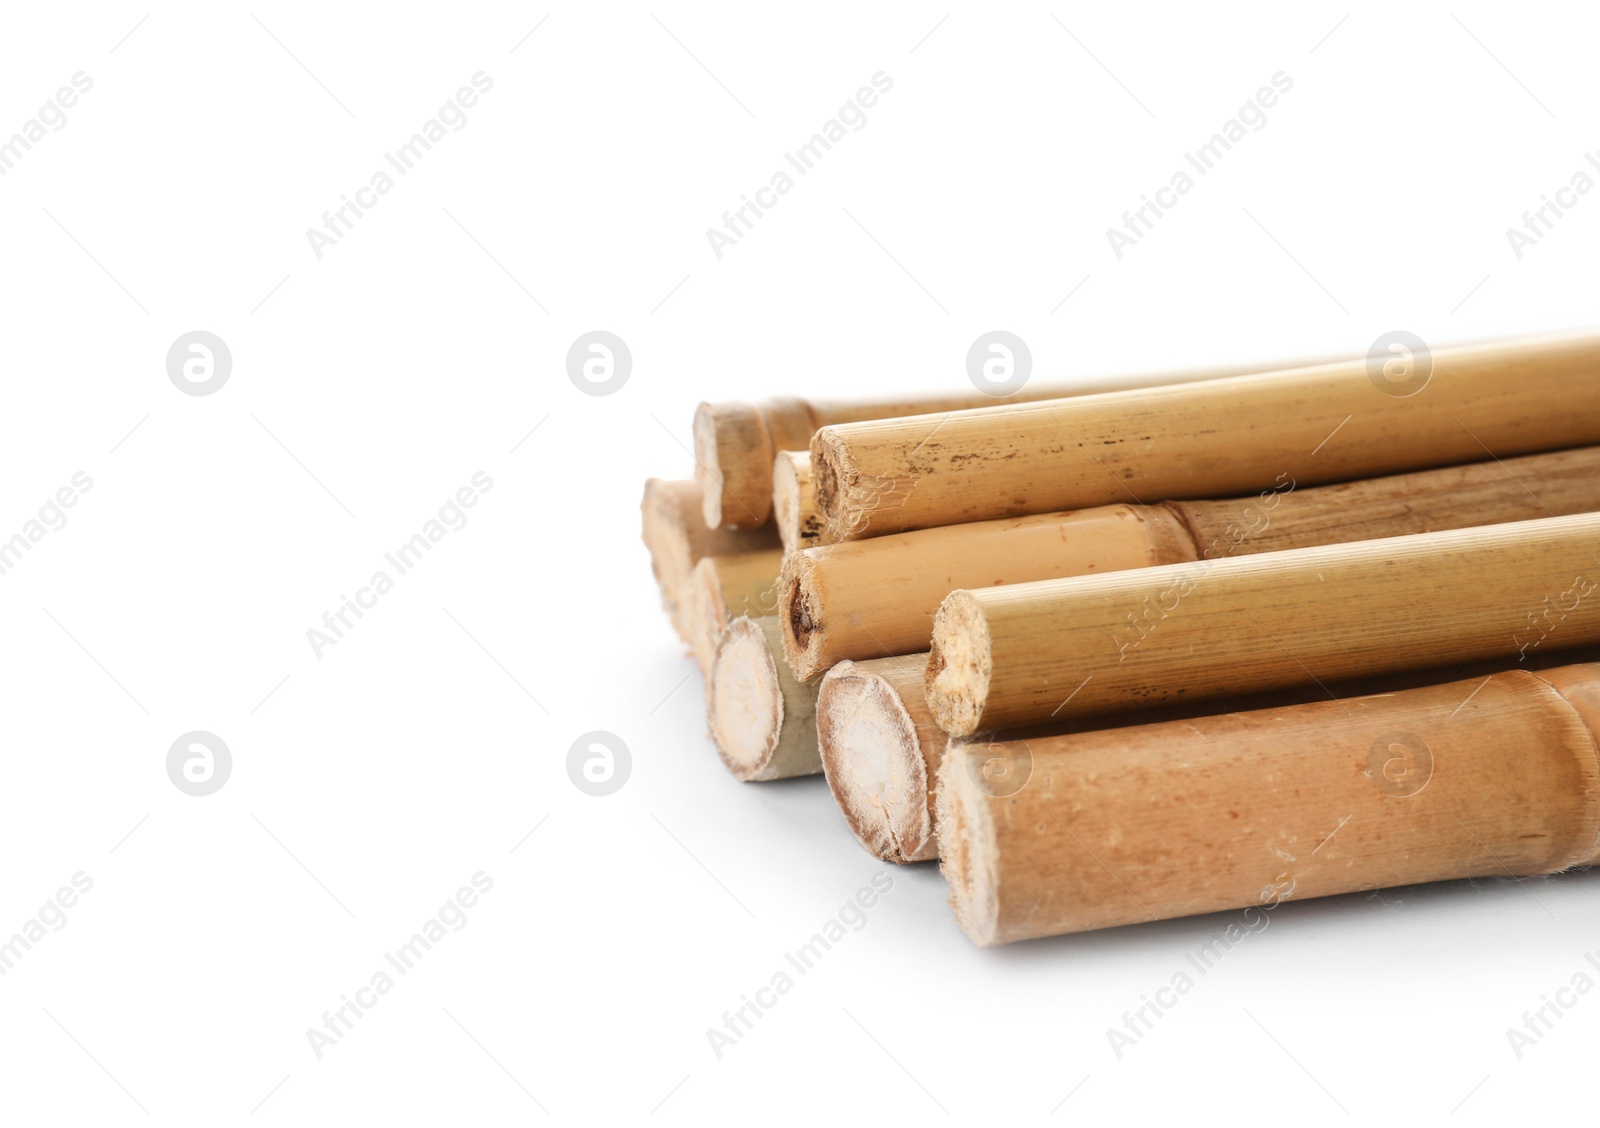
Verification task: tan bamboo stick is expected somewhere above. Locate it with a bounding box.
[772,451,830,555]
[816,655,945,863]
[811,331,1600,541]
[784,504,1197,681]
[782,445,1600,679]
[694,351,1345,528]
[682,550,785,674]
[706,615,822,781]
[640,478,780,644]
[824,648,1600,866]
[937,662,1600,945]
[926,511,1600,735]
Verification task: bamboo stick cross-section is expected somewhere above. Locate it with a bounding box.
[707,615,823,782]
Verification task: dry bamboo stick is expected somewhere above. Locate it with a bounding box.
[682,550,785,674]
[706,616,822,781]
[784,504,1197,680]
[937,662,1600,945]
[926,511,1600,735]
[640,478,780,645]
[694,351,1344,528]
[823,648,1600,866]
[816,655,946,863]
[772,451,830,555]
[782,445,1600,679]
[812,331,1600,541]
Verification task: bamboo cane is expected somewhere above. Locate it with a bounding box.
[772,451,830,555]
[640,478,780,645]
[682,550,785,674]
[926,512,1600,735]
[694,351,1344,528]
[782,445,1600,679]
[824,648,1600,866]
[811,332,1600,541]
[706,616,823,781]
[784,504,1197,681]
[937,662,1600,945]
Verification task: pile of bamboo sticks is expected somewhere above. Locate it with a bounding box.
[642,332,1600,947]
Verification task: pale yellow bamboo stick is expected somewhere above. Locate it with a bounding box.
[938,662,1600,945]
[812,331,1600,541]
[926,512,1600,735]
[782,445,1600,679]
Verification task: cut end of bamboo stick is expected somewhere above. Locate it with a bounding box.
[935,743,1001,946]
[810,426,862,540]
[773,450,827,555]
[694,402,773,529]
[817,660,936,864]
[926,591,993,738]
[779,551,827,681]
[707,616,786,780]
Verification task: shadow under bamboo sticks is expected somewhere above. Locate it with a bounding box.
[926,511,1600,735]
[937,662,1600,945]
[811,331,1600,541]
[782,445,1600,680]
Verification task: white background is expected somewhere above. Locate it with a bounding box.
[0,1,1596,1124]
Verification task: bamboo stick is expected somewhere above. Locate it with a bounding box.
[824,648,1600,865]
[782,445,1600,679]
[816,655,945,863]
[772,451,830,555]
[783,504,1197,680]
[682,550,785,674]
[694,351,1343,528]
[926,512,1600,735]
[937,662,1600,945]
[706,615,822,781]
[812,332,1600,541]
[640,478,780,645]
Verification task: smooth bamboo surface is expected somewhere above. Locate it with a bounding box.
[706,616,823,781]
[640,478,781,645]
[812,332,1600,541]
[926,512,1600,735]
[782,445,1600,679]
[781,504,1191,681]
[694,351,1342,528]
[938,663,1600,945]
